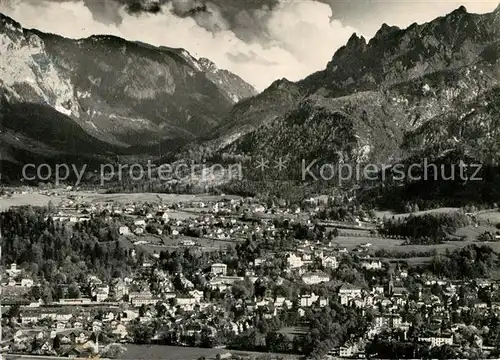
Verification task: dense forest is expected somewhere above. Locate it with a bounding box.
[425,245,499,280]
[0,206,140,302]
[379,212,471,244]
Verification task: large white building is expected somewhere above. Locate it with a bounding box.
[208,276,244,291]
[119,226,130,235]
[211,263,227,276]
[339,284,363,305]
[299,293,319,307]
[418,336,453,347]
[302,271,330,285]
[322,256,338,269]
[361,260,382,270]
[6,263,22,277]
[287,253,303,268]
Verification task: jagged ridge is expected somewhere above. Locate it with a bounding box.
[182,5,500,206]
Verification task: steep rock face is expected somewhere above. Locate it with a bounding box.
[197,57,257,104]
[319,6,500,88]
[201,5,500,169]
[209,78,304,148]
[225,64,499,167]
[0,12,256,154]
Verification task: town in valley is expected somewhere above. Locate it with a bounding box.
[1,187,500,360]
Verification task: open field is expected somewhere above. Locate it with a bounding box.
[279,327,309,341]
[0,192,66,209]
[331,235,403,249]
[331,235,500,254]
[73,192,241,205]
[124,228,500,255]
[0,191,241,210]
[121,345,301,360]
[477,210,500,225]
[386,257,433,265]
[121,234,244,254]
[374,207,460,220]
[167,210,198,220]
[455,224,497,240]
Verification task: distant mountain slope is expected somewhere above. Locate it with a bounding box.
[181,5,500,207]
[211,5,500,154]
[0,12,257,162]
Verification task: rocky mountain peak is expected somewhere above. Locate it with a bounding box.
[195,57,257,104]
[371,23,401,43]
[267,78,303,98]
[197,5,500,200]
[198,57,218,73]
[0,12,23,35]
[444,5,471,23]
[320,3,500,90]
[324,32,368,73]
[346,33,367,51]
[269,78,294,90]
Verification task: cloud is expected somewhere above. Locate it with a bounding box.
[0,0,359,91]
[227,51,278,66]
[322,0,500,36]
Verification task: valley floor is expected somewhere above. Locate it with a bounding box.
[121,344,301,360]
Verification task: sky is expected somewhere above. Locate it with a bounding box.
[0,0,498,91]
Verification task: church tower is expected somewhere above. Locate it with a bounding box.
[388,273,394,295]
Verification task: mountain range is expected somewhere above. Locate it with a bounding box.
[183,4,500,208]
[201,5,500,162]
[0,12,256,173]
[1,5,500,208]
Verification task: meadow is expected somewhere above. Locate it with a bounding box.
[374,207,460,220]
[477,210,500,224]
[0,190,241,210]
[121,344,301,360]
[331,233,500,267]
[0,192,67,209]
[121,234,245,254]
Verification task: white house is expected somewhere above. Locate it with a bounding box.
[211,263,227,276]
[96,291,108,302]
[119,226,130,235]
[134,219,146,227]
[208,276,244,291]
[176,297,197,306]
[418,336,453,347]
[300,293,319,307]
[130,291,160,307]
[322,256,338,269]
[156,211,169,221]
[287,253,303,268]
[361,260,382,270]
[6,263,21,277]
[340,342,360,358]
[302,271,330,285]
[339,284,363,305]
[21,278,34,287]
[189,290,204,301]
